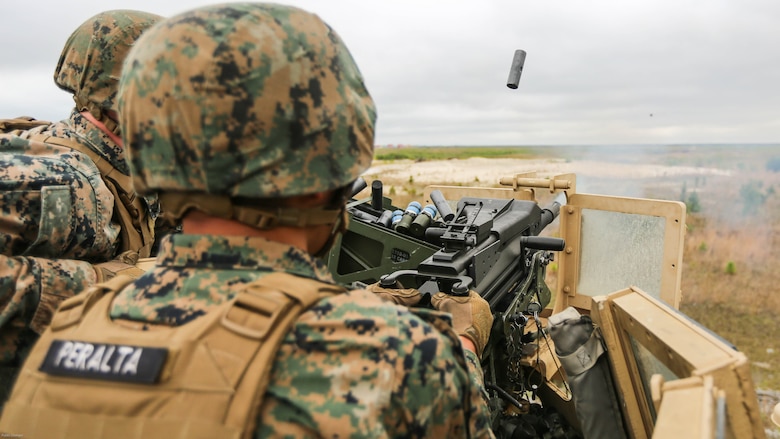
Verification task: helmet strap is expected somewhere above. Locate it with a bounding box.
[159,192,345,229]
[313,205,349,259]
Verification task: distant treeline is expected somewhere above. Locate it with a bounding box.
[374,146,537,161]
[374,144,780,167]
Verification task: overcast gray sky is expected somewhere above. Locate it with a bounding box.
[1,0,778,146]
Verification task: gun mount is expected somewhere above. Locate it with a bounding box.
[326,169,766,438]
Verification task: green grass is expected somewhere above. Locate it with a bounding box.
[375,146,537,161]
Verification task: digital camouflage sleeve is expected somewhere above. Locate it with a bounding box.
[0,255,96,401]
[254,291,495,438]
[0,128,118,405]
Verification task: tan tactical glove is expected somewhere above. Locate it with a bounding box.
[94,250,146,282]
[367,282,422,307]
[431,290,493,357]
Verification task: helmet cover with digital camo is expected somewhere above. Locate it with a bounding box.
[118,3,376,229]
[54,9,163,134]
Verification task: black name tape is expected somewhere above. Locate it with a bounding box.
[39,339,168,384]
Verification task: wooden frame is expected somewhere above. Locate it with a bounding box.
[555,193,686,313]
[591,287,765,439]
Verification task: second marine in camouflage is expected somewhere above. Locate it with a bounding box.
[0,10,161,407]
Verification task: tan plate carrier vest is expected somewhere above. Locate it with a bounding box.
[0,117,155,258]
[0,271,343,438]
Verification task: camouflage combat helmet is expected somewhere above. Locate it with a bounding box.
[118,2,376,229]
[54,9,163,134]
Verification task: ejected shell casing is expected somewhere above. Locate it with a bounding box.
[395,201,421,235]
[410,204,438,237]
[429,189,455,222]
[506,49,526,89]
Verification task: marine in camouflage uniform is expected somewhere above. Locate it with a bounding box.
[0,10,162,406]
[0,3,495,437]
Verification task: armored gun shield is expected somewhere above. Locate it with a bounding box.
[553,193,686,312]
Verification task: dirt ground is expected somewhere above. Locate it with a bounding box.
[361,155,734,204]
[366,156,731,185]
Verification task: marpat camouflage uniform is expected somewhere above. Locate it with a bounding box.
[107,233,493,437]
[0,3,494,437]
[0,10,162,407]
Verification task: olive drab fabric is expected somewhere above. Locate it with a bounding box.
[118,3,377,226]
[55,10,163,135]
[0,272,342,439]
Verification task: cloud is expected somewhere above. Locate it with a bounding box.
[1,0,779,145]
[0,70,73,121]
